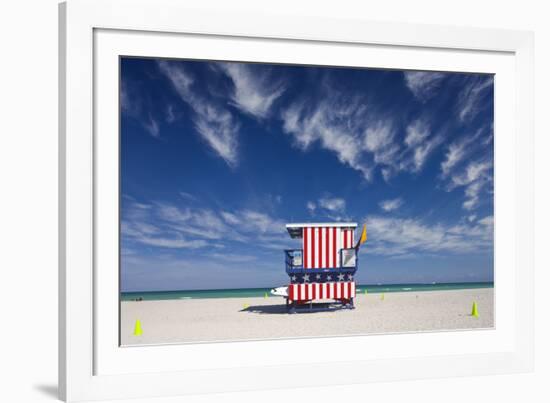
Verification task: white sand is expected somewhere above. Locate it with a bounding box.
[121,288,494,345]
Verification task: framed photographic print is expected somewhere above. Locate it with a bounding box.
[119,56,495,345]
[59,0,534,401]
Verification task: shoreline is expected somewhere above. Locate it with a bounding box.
[121,282,494,301]
[121,288,494,345]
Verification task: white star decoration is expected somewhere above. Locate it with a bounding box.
[316,274,321,280]
[303,274,310,282]
[326,275,332,281]
[338,273,345,281]
[291,275,297,282]
[347,274,353,280]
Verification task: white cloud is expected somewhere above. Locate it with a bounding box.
[478,215,494,227]
[194,116,239,166]
[379,198,404,212]
[219,63,285,118]
[451,160,492,187]
[457,76,494,122]
[281,77,449,182]
[403,71,446,101]
[120,81,132,115]
[306,196,349,221]
[364,120,394,151]
[157,60,240,166]
[239,210,285,234]
[179,192,196,201]
[449,159,493,210]
[220,211,241,225]
[281,94,374,181]
[121,80,162,138]
[405,119,430,147]
[318,197,346,212]
[364,214,493,257]
[441,128,486,177]
[441,141,467,176]
[363,120,400,166]
[401,119,443,173]
[142,115,160,138]
[122,197,292,251]
[166,104,176,123]
[412,135,443,172]
[306,201,316,214]
[439,127,493,210]
[463,180,485,210]
[136,236,208,249]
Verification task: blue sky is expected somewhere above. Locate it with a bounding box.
[120,57,494,292]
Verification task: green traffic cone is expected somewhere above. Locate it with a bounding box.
[381,293,385,301]
[471,302,479,318]
[364,289,368,295]
[264,292,268,299]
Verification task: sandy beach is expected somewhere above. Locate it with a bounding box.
[121,288,494,345]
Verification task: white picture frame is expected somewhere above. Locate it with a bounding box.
[59,0,534,401]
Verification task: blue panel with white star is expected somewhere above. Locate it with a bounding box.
[289,273,354,284]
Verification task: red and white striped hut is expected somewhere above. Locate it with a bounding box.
[283,222,359,312]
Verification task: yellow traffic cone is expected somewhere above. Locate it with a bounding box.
[471,302,479,318]
[381,293,385,301]
[133,319,142,336]
[243,303,249,309]
[264,292,268,299]
[364,289,368,295]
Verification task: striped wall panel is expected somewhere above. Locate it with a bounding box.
[288,282,356,301]
[302,227,354,268]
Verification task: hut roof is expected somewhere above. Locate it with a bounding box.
[285,222,357,238]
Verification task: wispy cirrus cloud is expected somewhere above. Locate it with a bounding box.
[306,196,349,221]
[121,202,208,249]
[318,197,346,213]
[456,75,494,122]
[306,201,316,215]
[121,80,162,138]
[448,159,493,210]
[440,127,486,177]
[142,115,160,138]
[157,60,240,166]
[441,140,469,177]
[403,71,446,102]
[379,198,403,212]
[395,118,444,174]
[153,63,475,185]
[408,119,437,170]
[364,214,493,257]
[363,120,400,166]
[218,63,286,119]
[122,195,291,251]
[165,104,177,123]
[134,236,208,249]
[281,85,445,182]
[282,95,373,180]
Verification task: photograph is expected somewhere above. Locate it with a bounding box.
[119,57,495,345]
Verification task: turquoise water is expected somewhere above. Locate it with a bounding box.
[121,282,493,301]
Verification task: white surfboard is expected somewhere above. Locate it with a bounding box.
[270,286,288,297]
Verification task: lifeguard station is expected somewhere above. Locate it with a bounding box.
[280,222,365,313]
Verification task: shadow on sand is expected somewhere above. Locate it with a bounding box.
[241,303,342,315]
[240,304,288,314]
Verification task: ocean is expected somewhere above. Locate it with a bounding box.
[121,282,494,301]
